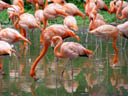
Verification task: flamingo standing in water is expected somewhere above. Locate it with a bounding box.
[13,13,41,47]
[89,10,106,31]
[52,36,93,93]
[0,25,31,74]
[0,41,16,74]
[88,24,122,66]
[116,0,128,20]
[30,24,80,79]
[39,3,68,43]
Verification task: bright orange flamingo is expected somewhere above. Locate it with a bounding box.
[30,24,80,79]
[116,0,128,20]
[64,16,78,32]
[0,41,16,74]
[88,24,122,66]
[40,3,68,43]
[89,10,106,30]
[0,1,15,11]
[52,36,93,92]
[13,13,41,47]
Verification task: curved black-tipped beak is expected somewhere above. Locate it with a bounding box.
[79,54,88,57]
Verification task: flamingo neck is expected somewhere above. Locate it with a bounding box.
[0,56,2,70]
[54,37,64,58]
[116,0,124,20]
[45,0,48,8]
[35,3,39,11]
[89,13,96,30]
[14,14,20,29]
[30,43,49,76]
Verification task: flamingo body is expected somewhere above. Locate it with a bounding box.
[18,13,41,29]
[0,28,30,44]
[64,16,78,32]
[35,10,44,23]
[0,41,13,56]
[52,36,93,59]
[117,21,128,39]
[43,3,67,19]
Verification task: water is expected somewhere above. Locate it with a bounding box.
[0,27,128,96]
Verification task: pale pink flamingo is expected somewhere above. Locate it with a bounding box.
[0,1,14,11]
[88,24,122,66]
[116,0,128,20]
[40,3,68,43]
[13,13,41,47]
[64,16,78,32]
[0,41,16,74]
[52,36,93,93]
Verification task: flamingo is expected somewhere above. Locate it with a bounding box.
[0,1,14,11]
[34,1,44,24]
[51,36,93,93]
[13,13,41,47]
[109,0,128,14]
[0,41,16,74]
[88,24,122,66]
[30,24,80,79]
[0,25,30,74]
[64,16,78,32]
[63,3,85,19]
[0,27,31,44]
[12,0,24,14]
[117,21,128,39]
[40,3,68,43]
[89,10,106,31]
[116,0,128,20]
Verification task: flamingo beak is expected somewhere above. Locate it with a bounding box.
[70,25,79,32]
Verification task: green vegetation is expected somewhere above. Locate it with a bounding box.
[0,0,127,26]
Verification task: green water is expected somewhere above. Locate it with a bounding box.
[0,28,128,96]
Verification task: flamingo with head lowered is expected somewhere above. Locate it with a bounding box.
[30,24,80,79]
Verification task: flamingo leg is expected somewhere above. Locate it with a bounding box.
[30,43,49,79]
[0,56,2,72]
[113,37,118,65]
[22,29,27,47]
[0,56,4,75]
[40,18,47,44]
[70,59,74,95]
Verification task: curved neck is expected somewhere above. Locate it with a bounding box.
[14,14,20,29]
[116,0,124,20]
[89,13,96,30]
[54,37,64,58]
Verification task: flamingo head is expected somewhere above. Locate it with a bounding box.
[89,10,97,21]
[80,49,94,58]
